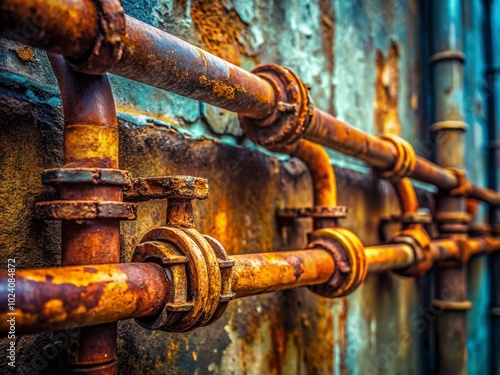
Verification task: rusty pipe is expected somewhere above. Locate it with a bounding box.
[0,263,169,334]
[365,243,415,273]
[2,0,500,207]
[231,249,335,298]
[48,54,123,373]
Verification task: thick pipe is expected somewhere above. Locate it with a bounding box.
[231,249,335,298]
[430,1,469,374]
[49,54,121,373]
[1,0,500,206]
[485,0,500,372]
[0,263,169,334]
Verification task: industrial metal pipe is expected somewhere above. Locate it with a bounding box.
[3,235,499,336]
[2,0,500,206]
[430,1,469,374]
[0,262,169,334]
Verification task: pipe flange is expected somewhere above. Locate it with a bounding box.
[182,228,222,329]
[431,299,472,311]
[135,227,235,332]
[203,235,236,325]
[42,168,130,186]
[35,200,137,220]
[132,241,192,330]
[124,176,209,202]
[307,228,367,298]
[468,223,491,237]
[435,211,471,234]
[447,168,471,196]
[374,134,416,181]
[66,0,126,74]
[430,121,468,132]
[239,64,312,152]
[140,227,210,332]
[391,227,433,277]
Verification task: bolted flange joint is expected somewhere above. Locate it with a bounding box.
[306,228,367,298]
[130,175,235,332]
[239,64,313,153]
[35,168,137,221]
[391,227,433,277]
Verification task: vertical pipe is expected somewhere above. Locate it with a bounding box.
[485,0,500,372]
[431,1,470,374]
[49,55,121,374]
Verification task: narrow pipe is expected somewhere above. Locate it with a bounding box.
[0,263,169,334]
[1,0,500,206]
[231,249,335,298]
[49,54,121,373]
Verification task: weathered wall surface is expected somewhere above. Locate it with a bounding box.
[0,0,490,374]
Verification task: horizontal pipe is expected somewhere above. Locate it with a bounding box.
[0,262,169,334]
[1,0,500,205]
[365,243,415,273]
[3,235,499,335]
[231,249,335,298]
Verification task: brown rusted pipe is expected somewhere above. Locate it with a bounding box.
[290,140,337,208]
[2,0,500,206]
[365,243,415,273]
[0,263,169,334]
[49,54,122,373]
[231,249,335,298]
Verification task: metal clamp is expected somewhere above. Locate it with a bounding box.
[447,168,471,196]
[306,227,367,298]
[375,134,416,181]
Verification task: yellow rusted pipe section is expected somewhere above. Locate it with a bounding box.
[365,243,415,273]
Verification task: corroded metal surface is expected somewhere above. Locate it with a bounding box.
[0,263,169,333]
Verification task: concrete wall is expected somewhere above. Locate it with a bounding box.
[0,0,490,374]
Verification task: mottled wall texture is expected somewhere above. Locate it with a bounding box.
[0,0,492,374]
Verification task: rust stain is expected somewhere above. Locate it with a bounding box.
[199,75,236,100]
[16,46,34,62]
[191,1,255,66]
[374,41,401,136]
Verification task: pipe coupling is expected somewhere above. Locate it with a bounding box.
[133,228,234,332]
[66,0,126,74]
[391,226,433,277]
[306,228,367,298]
[239,64,312,153]
[447,168,471,196]
[374,134,416,181]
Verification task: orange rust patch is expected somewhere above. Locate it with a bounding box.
[191,1,254,66]
[199,75,236,100]
[374,41,401,136]
[16,46,34,62]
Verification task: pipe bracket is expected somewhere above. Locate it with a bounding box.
[307,228,367,298]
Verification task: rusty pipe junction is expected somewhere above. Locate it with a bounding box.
[1,0,500,206]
